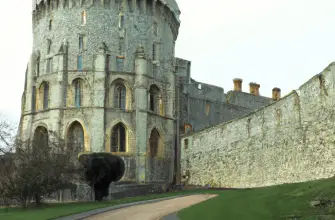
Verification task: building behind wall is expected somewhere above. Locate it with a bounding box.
[19,0,281,199]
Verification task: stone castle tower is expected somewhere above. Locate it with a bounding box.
[20,0,181,184]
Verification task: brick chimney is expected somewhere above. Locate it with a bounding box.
[249,82,260,96]
[233,78,243,92]
[272,87,281,101]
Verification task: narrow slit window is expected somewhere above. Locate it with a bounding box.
[77,55,83,71]
[81,10,87,25]
[119,15,125,28]
[127,0,132,11]
[32,86,36,112]
[49,19,53,30]
[75,81,82,107]
[43,84,49,110]
[46,58,53,73]
[184,139,189,149]
[47,39,52,54]
[153,22,158,36]
[79,35,86,51]
[36,59,40,77]
[106,54,111,71]
[152,44,156,61]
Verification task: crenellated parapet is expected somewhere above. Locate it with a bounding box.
[32,0,180,39]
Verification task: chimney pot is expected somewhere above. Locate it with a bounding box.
[233,78,243,92]
[272,87,281,101]
[249,82,260,96]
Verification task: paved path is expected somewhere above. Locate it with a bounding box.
[85,194,217,220]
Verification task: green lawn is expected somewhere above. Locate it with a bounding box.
[0,190,199,220]
[178,178,335,220]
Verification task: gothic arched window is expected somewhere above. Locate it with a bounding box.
[72,79,84,107]
[114,84,126,110]
[67,121,85,152]
[111,123,126,152]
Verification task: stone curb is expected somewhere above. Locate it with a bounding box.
[51,195,190,220]
[161,212,181,220]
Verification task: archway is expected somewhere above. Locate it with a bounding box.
[148,128,164,182]
[149,128,161,157]
[67,121,85,152]
[33,126,49,147]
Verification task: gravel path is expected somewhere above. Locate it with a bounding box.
[85,194,217,220]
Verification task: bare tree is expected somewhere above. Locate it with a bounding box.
[0,114,83,208]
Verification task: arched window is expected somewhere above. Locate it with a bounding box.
[75,80,82,107]
[149,128,161,157]
[33,126,49,149]
[32,86,36,112]
[71,78,84,107]
[111,123,126,152]
[114,84,126,109]
[67,121,85,151]
[39,82,49,110]
[149,85,160,112]
[81,10,87,25]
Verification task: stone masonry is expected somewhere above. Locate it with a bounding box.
[20,0,282,191]
[181,63,335,188]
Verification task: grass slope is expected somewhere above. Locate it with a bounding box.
[0,190,198,220]
[178,178,335,220]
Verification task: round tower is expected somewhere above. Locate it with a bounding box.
[20,0,181,187]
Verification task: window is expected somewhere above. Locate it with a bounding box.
[47,39,52,54]
[116,57,124,72]
[46,58,53,73]
[119,15,125,28]
[79,35,86,51]
[67,121,85,151]
[36,59,40,77]
[127,0,132,11]
[149,85,160,112]
[111,123,126,152]
[43,83,49,110]
[49,19,53,30]
[81,10,87,25]
[74,80,82,107]
[184,139,189,149]
[32,86,36,112]
[153,22,158,36]
[114,84,126,109]
[198,83,202,90]
[72,79,84,107]
[152,44,156,61]
[77,55,83,71]
[106,54,111,71]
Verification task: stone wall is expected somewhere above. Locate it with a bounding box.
[181,62,335,188]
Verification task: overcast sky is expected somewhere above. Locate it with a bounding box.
[1,0,335,124]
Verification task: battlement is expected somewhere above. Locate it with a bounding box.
[32,0,180,38]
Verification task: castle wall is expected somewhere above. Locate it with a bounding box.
[181,62,335,188]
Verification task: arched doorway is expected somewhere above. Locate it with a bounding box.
[149,128,161,157]
[67,121,85,151]
[148,128,163,182]
[33,126,49,147]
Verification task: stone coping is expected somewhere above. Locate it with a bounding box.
[52,194,189,220]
